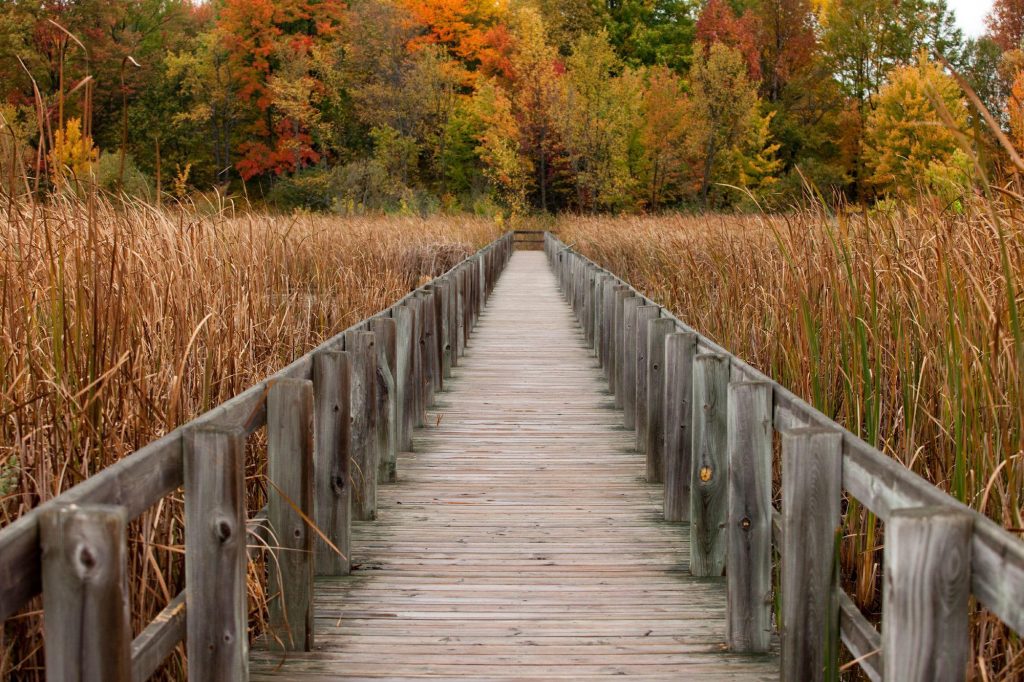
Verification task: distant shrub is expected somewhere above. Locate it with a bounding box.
[96,151,154,201]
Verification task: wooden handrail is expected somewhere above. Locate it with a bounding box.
[545,231,1023,681]
[0,233,515,680]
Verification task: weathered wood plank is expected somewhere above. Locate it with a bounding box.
[689,353,729,577]
[726,381,773,652]
[313,352,351,576]
[185,426,248,682]
[344,330,379,522]
[621,297,642,428]
[131,589,187,682]
[612,289,633,402]
[883,507,971,682]
[392,306,415,452]
[370,317,398,483]
[40,503,132,682]
[645,319,675,483]
[634,305,660,452]
[268,379,316,651]
[781,427,841,682]
[664,331,697,522]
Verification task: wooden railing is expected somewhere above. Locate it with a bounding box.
[0,233,514,681]
[545,232,1024,682]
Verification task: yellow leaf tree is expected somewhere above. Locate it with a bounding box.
[863,54,971,200]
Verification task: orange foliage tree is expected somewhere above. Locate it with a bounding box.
[695,0,761,80]
[218,0,346,179]
[399,0,513,85]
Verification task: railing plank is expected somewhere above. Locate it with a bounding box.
[370,317,398,483]
[131,589,186,682]
[838,590,881,682]
[634,305,660,452]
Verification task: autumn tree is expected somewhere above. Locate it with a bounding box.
[556,30,639,211]
[603,0,695,71]
[398,0,512,86]
[863,54,970,199]
[217,0,346,179]
[755,0,817,100]
[686,41,778,206]
[695,0,761,80]
[1009,70,1024,153]
[509,7,561,210]
[470,80,530,211]
[987,0,1024,51]
[637,66,688,208]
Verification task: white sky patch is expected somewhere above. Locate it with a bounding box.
[948,0,993,38]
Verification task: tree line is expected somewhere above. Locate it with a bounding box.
[1,0,1023,213]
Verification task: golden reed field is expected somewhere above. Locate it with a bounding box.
[0,196,503,678]
[554,196,1024,680]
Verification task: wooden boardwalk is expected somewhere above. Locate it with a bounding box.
[250,251,778,680]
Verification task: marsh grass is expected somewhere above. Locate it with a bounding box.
[0,194,501,678]
[556,196,1024,680]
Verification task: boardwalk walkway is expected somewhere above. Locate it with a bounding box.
[251,251,778,680]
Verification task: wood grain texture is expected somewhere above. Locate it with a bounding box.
[882,507,971,682]
[780,427,841,682]
[645,319,675,483]
[726,382,773,652]
[690,353,730,577]
[314,352,352,576]
[634,306,660,453]
[370,317,398,483]
[621,297,642,428]
[40,503,131,682]
[131,589,186,682]
[268,378,316,651]
[393,306,415,452]
[612,289,633,402]
[250,251,778,681]
[664,332,698,522]
[185,426,248,682]
[345,331,379,522]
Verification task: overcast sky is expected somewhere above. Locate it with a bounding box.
[948,0,993,38]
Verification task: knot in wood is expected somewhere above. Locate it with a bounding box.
[740,517,752,531]
[76,545,97,572]
[215,517,233,543]
[699,466,713,482]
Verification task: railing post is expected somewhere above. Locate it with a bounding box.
[313,351,352,576]
[593,274,607,361]
[601,282,621,377]
[583,266,594,345]
[447,274,459,368]
[434,281,453,380]
[423,290,442,398]
[370,317,398,483]
[690,352,729,576]
[393,305,415,451]
[184,425,248,682]
[456,266,467,358]
[267,378,315,651]
[612,289,632,400]
[345,330,379,521]
[781,427,842,682]
[645,318,675,482]
[621,297,641,426]
[634,305,660,451]
[407,298,426,427]
[727,381,773,652]
[664,331,697,521]
[883,507,972,682]
[40,503,131,682]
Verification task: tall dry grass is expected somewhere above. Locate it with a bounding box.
[556,197,1024,680]
[0,195,502,678]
